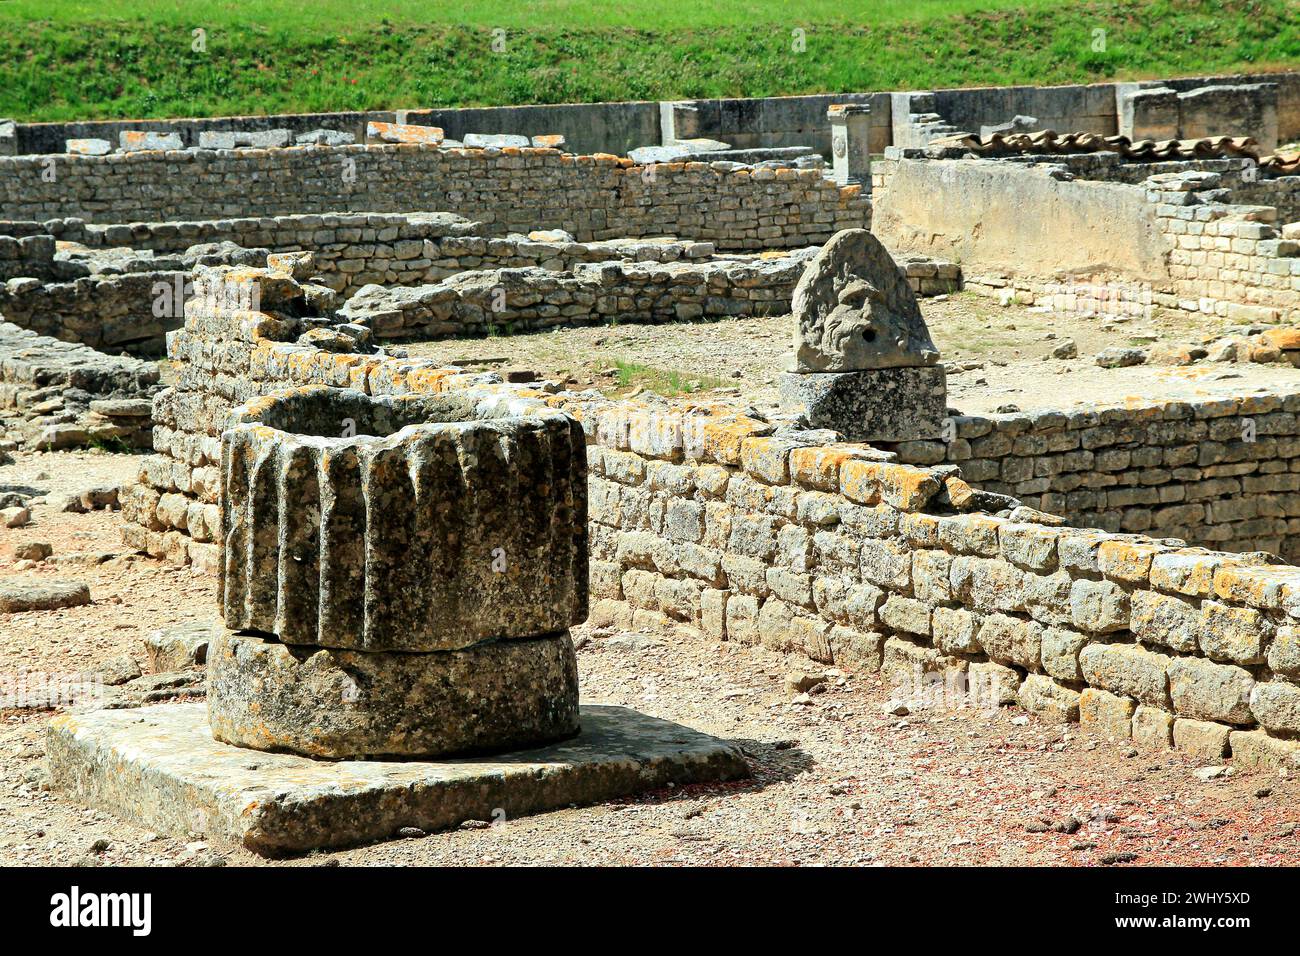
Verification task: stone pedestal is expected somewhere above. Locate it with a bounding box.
[49,265,749,850]
[828,104,872,187]
[778,366,947,443]
[208,629,580,759]
[215,383,587,759]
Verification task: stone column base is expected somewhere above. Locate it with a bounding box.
[778,366,947,442]
[207,629,580,760]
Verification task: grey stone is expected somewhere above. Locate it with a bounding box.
[197,129,291,150]
[207,629,580,759]
[778,366,947,443]
[13,542,52,562]
[118,131,183,152]
[628,139,731,164]
[220,385,588,652]
[790,229,939,373]
[46,702,750,856]
[144,620,217,672]
[1167,656,1255,725]
[1095,347,1147,368]
[0,579,90,613]
[294,128,355,146]
[1079,642,1170,707]
[99,655,142,686]
[1249,680,1300,736]
[463,133,531,149]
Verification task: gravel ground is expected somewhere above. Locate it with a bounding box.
[404,294,1300,416]
[1,454,1297,867]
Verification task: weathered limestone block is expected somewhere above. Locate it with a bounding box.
[1069,578,1130,633]
[1249,680,1300,736]
[778,366,947,442]
[1079,642,1170,707]
[1131,705,1174,749]
[1172,717,1232,759]
[208,629,580,759]
[827,625,884,671]
[1166,656,1255,725]
[1227,729,1300,771]
[933,605,981,655]
[1199,600,1269,665]
[969,661,1020,707]
[1079,687,1135,740]
[1270,625,1300,678]
[220,385,587,651]
[976,613,1042,670]
[1017,674,1081,723]
[1041,626,1089,681]
[1129,589,1198,653]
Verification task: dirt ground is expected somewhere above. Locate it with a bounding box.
[405,294,1300,416]
[2,451,1298,867]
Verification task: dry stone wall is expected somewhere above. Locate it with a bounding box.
[118,266,1300,772]
[891,398,1300,563]
[574,398,1300,772]
[0,144,869,248]
[0,321,158,450]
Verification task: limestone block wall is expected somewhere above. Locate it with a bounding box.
[874,157,1300,322]
[119,270,1300,771]
[571,400,1300,771]
[891,398,1300,563]
[0,271,185,354]
[0,321,158,450]
[0,144,869,248]
[337,256,810,338]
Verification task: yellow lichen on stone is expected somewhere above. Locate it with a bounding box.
[1097,540,1162,583]
[740,437,791,484]
[790,447,858,491]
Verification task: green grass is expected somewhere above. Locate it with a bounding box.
[611,360,729,397]
[0,0,1294,121]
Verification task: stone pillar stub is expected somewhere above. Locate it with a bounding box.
[829,103,872,186]
[781,228,946,442]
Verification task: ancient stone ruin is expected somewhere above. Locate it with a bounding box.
[4,70,1300,862]
[779,229,946,442]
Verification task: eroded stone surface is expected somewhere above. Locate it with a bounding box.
[778,366,946,442]
[219,385,588,651]
[0,579,91,613]
[791,229,939,374]
[207,629,580,759]
[46,702,750,855]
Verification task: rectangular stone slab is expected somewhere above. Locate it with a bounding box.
[47,703,749,856]
[778,366,947,442]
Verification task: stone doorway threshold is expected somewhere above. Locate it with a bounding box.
[47,703,750,857]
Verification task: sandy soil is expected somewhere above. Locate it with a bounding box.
[1,451,1297,867]
[404,295,1300,416]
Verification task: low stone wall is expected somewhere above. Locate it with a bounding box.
[337,255,811,338]
[0,144,869,248]
[0,321,158,450]
[577,402,1300,771]
[0,271,186,354]
[891,397,1300,563]
[0,215,959,353]
[119,267,1300,772]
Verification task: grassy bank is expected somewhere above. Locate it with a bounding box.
[0,0,1295,121]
